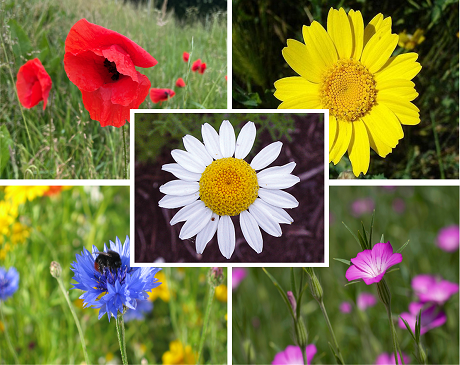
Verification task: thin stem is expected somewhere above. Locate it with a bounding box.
[0,301,19,364]
[55,276,90,365]
[301,345,308,365]
[116,311,128,365]
[196,282,215,364]
[122,124,128,179]
[387,309,400,365]
[318,300,345,364]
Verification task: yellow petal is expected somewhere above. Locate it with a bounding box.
[377,79,419,101]
[282,39,324,83]
[302,21,338,70]
[329,118,352,164]
[329,115,338,153]
[274,76,319,101]
[361,103,403,148]
[361,30,398,73]
[378,99,421,125]
[375,53,422,82]
[327,8,352,59]
[348,9,364,60]
[348,119,370,176]
[277,94,322,109]
[363,118,393,158]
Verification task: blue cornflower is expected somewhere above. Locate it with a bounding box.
[0,267,19,301]
[124,299,154,322]
[71,236,161,321]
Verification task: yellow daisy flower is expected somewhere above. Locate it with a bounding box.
[4,186,49,206]
[162,340,196,365]
[274,8,422,176]
[398,29,426,50]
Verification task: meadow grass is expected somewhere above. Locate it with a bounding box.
[0,0,227,179]
[233,186,459,364]
[0,186,227,364]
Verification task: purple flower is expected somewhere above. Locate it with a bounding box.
[124,299,154,322]
[339,301,352,313]
[272,344,317,365]
[351,198,375,217]
[0,267,19,301]
[357,292,377,311]
[392,198,405,214]
[436,225,459,252]
[346,242,402,285]
[399,302,446,335]
[232,268,247,290]
[411,274,459,305]
[375,351,410,365]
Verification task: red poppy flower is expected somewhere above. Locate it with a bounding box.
[183,52,189,62]
[191,59,201,72]
[225,75,227,81]
[64,19,157,128]
[175,78,186,88]
[199,62,207,74]
[16,58,52,110]
[150,88,175,104]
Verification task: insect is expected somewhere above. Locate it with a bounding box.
[94,250,122,274]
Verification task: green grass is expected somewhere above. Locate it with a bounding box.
[0,0,227,179]
[0,186,227,364]
[233,186,459,364]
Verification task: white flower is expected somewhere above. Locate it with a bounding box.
[159,120,300,259]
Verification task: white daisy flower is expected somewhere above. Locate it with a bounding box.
[158,120,300,259]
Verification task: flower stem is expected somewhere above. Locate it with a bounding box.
[0,301,19,364]
[318,300,345,364]
[54,275,90,365]
[387,309,401,365]
[116,311,128,365]
[301,345,308,365]
[196,282,215,364]
[122,124,128,179]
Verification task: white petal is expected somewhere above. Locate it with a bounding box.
[170,200,205,225]
[257,162,296,178]
[258,188,299,208]
[158,193,199,209]
[183,135,213,166]
[248,200,282,237]
[179,206,213,239]
[219,120,236,158]
[162,163,201,181]
[171,149,206,173]
[202,123,223,160]
[239,210,263,253]
[217,215,235,259]
[159,180,199,196]
[250,141,283,170]
[196,213,219,254]
[235,121,256,159]
[254,199,293,224]
[257,174,300,189]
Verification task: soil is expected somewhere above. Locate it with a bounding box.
[135,114,324,263]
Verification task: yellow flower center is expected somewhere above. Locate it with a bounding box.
[320,59,377,122]
[199,158,259,216]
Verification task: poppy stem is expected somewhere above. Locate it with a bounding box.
[0,301,19,364]
[116,311,128,365]
[122,124,128,179]
[196,280,215,364]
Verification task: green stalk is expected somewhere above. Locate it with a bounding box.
[318,300,345,364]
[387,309,400,365]
[196,283,215,364]
[54,274,90,364]
[122,124,128,179]
[0,301,19,364]
[301,345,308,365]
[116,311,128,365]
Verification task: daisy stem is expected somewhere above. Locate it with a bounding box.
[54,275,90,365]
[196,282,215,364]
[122,124,128,179]
[318,300,345,364]
[116,311,128,365]
[0,301,19,364]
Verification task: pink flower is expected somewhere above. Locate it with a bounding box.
[339,301,352,313]
[375,352,410,365]
[357,292,377,311]
[272,344,317,365]
[232,268,247,290]
[346,242,402,285]
[411,274,459,304]
[436,225,459,252]
[392,198,406,214]
[351,198,375,217]
[399,302,446,335]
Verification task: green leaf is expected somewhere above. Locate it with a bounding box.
[290,267,296,299]
[396,240,410,253]
[38,33,51,62]
[385,267,400,274]
[262,268,295,321]
[357,230,367,251]
[380,234,385,243]
[361,221,369,248]
[344,280,361,286]
[328,342,344,364]
[369,211,375,247]
[8,19,31,57]
[399,315,416,341]
[342,221,362,249]
[0,125,13,176]
[333,258,351,265]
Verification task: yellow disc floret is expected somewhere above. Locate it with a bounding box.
[320,59,377,122]
[199,158,259,216]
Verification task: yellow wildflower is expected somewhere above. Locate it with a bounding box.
[398,29,425,50]
[148,271,170,302]
[162,340,197,365]
[215,284,228,302]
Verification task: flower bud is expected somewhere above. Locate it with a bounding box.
[295,318,308,349]
[287,291,297,314]
[376,278,392,310]
[50,261,62,278]
[208,267,225,287]
[305,268,323,303]
[418,344,427,364]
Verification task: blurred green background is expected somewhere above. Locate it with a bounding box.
[233,186,459,364]
[232,0,459,179]
[0,186,227,364]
